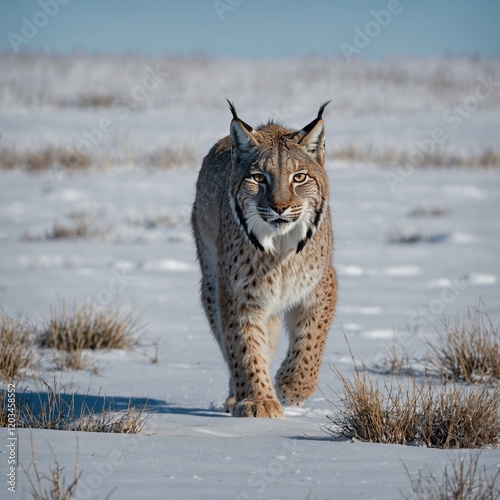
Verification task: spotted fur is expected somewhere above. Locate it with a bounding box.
[191,102,337,418]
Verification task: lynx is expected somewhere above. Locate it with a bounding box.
[191,101,337,418]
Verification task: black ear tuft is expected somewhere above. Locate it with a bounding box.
[294,100,331,139]
[226,98,238,120]
[317,100,332,120]
[226,98,253,133]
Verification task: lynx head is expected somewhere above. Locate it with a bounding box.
[227,100,331,255]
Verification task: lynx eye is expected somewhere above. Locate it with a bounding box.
[251,173,266,183]
[293,172,307,183]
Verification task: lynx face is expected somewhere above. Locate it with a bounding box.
[228,110,329,255]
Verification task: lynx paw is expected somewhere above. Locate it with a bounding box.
[233,399,284,418]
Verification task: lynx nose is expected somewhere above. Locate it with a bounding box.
[272,204,288,215]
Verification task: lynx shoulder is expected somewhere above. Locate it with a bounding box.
[191,101,337,418]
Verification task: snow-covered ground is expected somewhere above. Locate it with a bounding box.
[1,53,499,499]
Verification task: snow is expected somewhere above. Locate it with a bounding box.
[1,53,500,499]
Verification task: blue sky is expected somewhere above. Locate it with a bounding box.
[1,0,499,58]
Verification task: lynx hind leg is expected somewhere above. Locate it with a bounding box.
[194,232,232,412]
[193,222,226,353]
[277,268,337,406]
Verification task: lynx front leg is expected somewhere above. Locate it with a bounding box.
[225,315,281,414]
[277,267,337,406]
[232,323,283,418]
[220,305,283,418]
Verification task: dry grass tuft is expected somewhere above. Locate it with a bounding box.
[46,211,107,241]
[398,147,500,169]
[127,210,190,230]
[0,311,34,381]
[409,204,450,218]
[98,403,150,434]
[13,379,149,433]
[476,148,500,168]
[146,145,198,169]
[387,226,448,245]
[76,93,117,108]
[24,435,81,500]
[0,145,22,170]
[372,342,414,376]
[23,210,112,243]
[331,143,402,164]
[25,147,68,173]
[45,220,96,241]
[403,452,500,500]
[0,145,92,173]
[330,143,500,169]
[326,365,500,448]
[38,303,141,371]
[387,227,426,245]
[144,212,190,229]
[426,304,500,384]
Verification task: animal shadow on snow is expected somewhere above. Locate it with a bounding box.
[8,389,228,424]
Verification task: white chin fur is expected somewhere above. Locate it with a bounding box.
[247,212,309,255]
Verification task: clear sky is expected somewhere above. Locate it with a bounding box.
[1,0,499,58]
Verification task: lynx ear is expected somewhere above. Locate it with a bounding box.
[296,101,330,165]
[227,99,258,163]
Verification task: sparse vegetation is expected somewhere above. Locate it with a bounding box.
[127,210,190,230]
[331,143,401,164]
[24,206,190,243]
[387,226,448,245]
[45,211,109,242]
[330,143,500,169]
[0,145,22,170]
[24,435,81,500]
[146,145,198,169]
[0,311,34,381]
[387,227,426,244]
[0,145,92,173]
[372,342,414,376]
[22,210,113,243]
[38,303,141,370]
[379,303,500,384]
[0,303,143,374]
[0,142,200,174]
[2,378,149,434]
[426,304,500,384]
[409,204,450,218]
[17,381,148,433]
[77,93,117,108]
[403,452,500,500]
[326,365,500,448]
[3,141,498,174]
